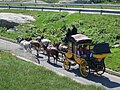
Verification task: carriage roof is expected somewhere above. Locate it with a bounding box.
[70,34,92,45]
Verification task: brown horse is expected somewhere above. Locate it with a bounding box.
[53,42,68,52]
[53,42,68,58]
[30,40,42,56]
[43,43,59,64]
[36,36,51,54]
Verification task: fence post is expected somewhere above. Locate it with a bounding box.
[100,10,102,15]
[8,6,10,9]
[24,6,26,10]
[79,10,81,14]
[41,7,43,11]
[59,8,61,12]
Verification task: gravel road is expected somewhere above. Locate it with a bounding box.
[0,38,120,90]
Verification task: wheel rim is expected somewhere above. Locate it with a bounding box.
[96,64,105,75]
[79,61,89,77]
[63,59,70,71]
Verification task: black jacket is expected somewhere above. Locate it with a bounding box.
[71,27,77,35]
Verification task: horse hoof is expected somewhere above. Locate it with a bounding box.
[47,60,50,63]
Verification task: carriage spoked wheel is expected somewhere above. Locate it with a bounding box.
[96,63,105,76]
[63,59,71,71]
[79,60,90,77]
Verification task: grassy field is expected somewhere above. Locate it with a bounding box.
[0,9,120,72]
[0,50,105,90]
[0,9,120,45]
[105,48,120,71]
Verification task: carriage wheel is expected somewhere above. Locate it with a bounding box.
[79,60,90,77]
[96,62,105,76]
[63,59,71,71]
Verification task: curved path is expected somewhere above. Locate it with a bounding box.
[0,38,120,90]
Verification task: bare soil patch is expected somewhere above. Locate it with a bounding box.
[0,13,35,28]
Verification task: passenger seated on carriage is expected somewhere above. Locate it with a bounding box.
[77,45,84,58]
[83,45,91,60]
[82,45,94,60]
[77,45,90,60]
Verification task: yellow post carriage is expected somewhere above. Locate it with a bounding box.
[63,34,111,77]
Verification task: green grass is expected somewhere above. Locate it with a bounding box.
[1,9,119,45]
[67,5,120,10]
[100,0,120,4]
[0,50,105,90]
[41,0,59,3]
[105,48,120,71]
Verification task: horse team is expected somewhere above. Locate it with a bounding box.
[16,36,68,64]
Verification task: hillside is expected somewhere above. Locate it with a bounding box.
[0,9,120,46]
[0,9,120,71]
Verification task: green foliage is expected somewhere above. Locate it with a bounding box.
[0,27,7,33]
[41,0,59,3]
[0,50,105,90]
[105,48,120,71]
[0,9,120,45]
[101,0,120,4]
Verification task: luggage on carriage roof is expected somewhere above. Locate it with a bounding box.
[70,34,92,45]
[92,43,111,54]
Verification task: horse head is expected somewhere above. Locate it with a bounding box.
[53,41,68,52]
[16,36,24,43]
[42,41,50,51]
[36,36,44,42]
[59,44,68,52]
[25,37,32,41]
[53,42,61,49]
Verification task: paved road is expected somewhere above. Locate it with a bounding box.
[0,39,120,90]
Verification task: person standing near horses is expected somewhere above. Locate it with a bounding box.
[71,24,78,52]
[66,28,71,41]
[62,28,71,44]
[71,24,78,35]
